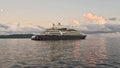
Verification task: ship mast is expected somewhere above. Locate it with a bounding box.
[57,23,62,28]
[52,23,62,29]
[52,24,56,29]
[17,22,21,34]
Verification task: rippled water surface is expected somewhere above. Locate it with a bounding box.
[0,37,120,68]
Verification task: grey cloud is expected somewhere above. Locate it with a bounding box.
[108,17,117,21]
[0,23,45,35]
[80,23,120,34]
[65,24,111,34]
[36,25,46,30]
[107,17,120,21]
[1,23,120,35]
[0,24,9,29]
[66,23,120,34]
[105,24,120,32]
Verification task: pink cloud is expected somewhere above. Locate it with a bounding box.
[84,13,106,24]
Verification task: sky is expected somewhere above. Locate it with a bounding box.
[0,0,120,34]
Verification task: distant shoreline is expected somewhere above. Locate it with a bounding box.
[0,34,34,38]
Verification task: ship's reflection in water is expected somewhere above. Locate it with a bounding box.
[73,39,107,68]
[79,39,107,67]
[0,38,111,68]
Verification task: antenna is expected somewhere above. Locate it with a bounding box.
[17,22,20,29]
[17,22,21,34]
[52,23,56,29]
[58,22,61,26]
[57,22,62,28]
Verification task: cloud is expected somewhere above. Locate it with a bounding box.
[105,24,120,32]
[107,17,120,22]
[108,17,117,21]
[0,23,46,35]
[0,13,118,35]
[79,23,120,34]
[0,24,9,29]
[72,20,80,25]
[84,13,107,24]
[1,22,120,35]
[0,9,4,12]
[79,24,111,34]
[66,21,120,34]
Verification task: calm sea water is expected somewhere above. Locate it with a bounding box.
[0,37,120,68]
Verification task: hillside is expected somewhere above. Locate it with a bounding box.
[0,34,34,38]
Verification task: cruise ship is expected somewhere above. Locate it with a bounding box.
[31,23,87,40]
